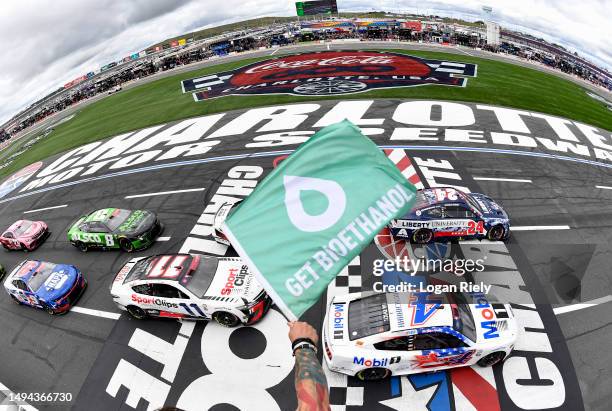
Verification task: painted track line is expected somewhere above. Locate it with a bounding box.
[156,236,171,242]
[512,225,570,231]
[23,204,68,214]
[71,306,121,320]
[125,187,205,199]
[473,177,532,183]
[596,185,612,190]
[553,295,612,315]
[270,48,279,55]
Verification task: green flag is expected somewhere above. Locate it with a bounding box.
[223,120,417,320]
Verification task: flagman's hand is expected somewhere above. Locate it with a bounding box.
[288,321,330,411]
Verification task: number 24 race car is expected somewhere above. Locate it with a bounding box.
[110,253,272,327]
[323,291,517,380]
[3,260,87,315]
[68,208,162,252]
[389,187,510,243]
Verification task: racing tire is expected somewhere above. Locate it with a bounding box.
[477,351,506,367]
[355,367,391,381]
[127,305,147,320]
[412,229,433,244]
[9,294,21,305]
[75,241,88,252]
[2,243,10,251]
[44,305,56,315]
[20,243,28,252]
[487,225,505,241]
[213,311,241,327]
[119,238,135,253]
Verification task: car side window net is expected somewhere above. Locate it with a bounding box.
[348,294,390,340]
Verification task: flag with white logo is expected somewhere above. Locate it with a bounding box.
[222,120,417,319]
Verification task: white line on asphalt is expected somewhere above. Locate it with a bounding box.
[156,237,171,242]
[473,177,533,183]
[512,225,571,231]
[71,306,121,320]
[23,204,68,214]
[596,185,612,190]
[270,48,279,55]
[553,295,612,315]
[125,187,205,199]
[326,43,330,50]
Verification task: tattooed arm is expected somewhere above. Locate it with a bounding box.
[289,322,331,411]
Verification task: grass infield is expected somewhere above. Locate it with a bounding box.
[2,48,611,180]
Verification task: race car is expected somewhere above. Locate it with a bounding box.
[3,260,87,315]
[108,85,122,94]
[323,291,517,380]
[0,219,49,251]
[212,200,242,246]
[110,253,272,326]
[389,187,510,243]
[67,208,162,252]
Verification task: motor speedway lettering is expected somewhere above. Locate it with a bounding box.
[12,100,611,198]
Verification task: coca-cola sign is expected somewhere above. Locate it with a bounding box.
[181,51,477,101]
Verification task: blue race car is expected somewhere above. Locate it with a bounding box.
[389,187,510,243]
[3,260,87,315]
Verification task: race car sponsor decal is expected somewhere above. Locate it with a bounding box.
[408,292,443,326]
[44,271,69,291]
[354,356,401,367]
[332,303,345,340]
[131,294,179,309]
[182,51,477,101]
[413,350,474,368]
[0,161,42,199]
[71,232,114,245]
[221,265,251,295]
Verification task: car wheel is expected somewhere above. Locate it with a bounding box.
[412,229,433,244]
[356,367,391,381]
[119,238,135,252]
[477,351,506,367]
[75,241,88,252]
[9,294,21,304]
[213,311,241,327]
[44,305,56,315]
[20,243,28,252]
[2,243,10,250]
[127,305,147,320]
[487,225,505,241]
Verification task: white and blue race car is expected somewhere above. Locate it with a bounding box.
[323,291,517,380]
[389,187,510,243]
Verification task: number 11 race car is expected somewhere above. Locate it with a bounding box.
[110,253,272,326]
[323,291,517,380]
[389,187,510,243]
[3,260,87,315]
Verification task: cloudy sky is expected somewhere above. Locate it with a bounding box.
[0,0,610,126]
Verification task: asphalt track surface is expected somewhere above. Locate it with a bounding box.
[0,51,610,411]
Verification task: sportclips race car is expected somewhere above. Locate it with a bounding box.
[323,292,517,380]
[3,260,87,315]
[0,219,49,251]
[389,187,510,243]
[110,253,272,327]
[68,208,162,252]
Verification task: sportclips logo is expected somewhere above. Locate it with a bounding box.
[131,294,178,308]
[182,51,477,101]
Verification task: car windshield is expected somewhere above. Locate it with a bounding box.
[26,262,57,291]
[448,292,477,342]
[182,256,219,298]
[463,194,482,214]
[13,221,33,237]
[105,209,132,231]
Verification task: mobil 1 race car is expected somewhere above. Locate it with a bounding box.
[323,291,517,380]
[68,208,162,252]
[3,260,87,315]
[389,187,510,243]
[0,219,49,251]
[110,253,272,326]
[213,200,242,246]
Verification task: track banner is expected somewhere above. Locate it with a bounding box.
[223,120,417,319]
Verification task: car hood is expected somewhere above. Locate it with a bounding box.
[21,221,46,239]
[207,258,264,301]
[468,301,517,344]
[468,193,508,220]
[116,210,155,235]
[34,265,78,302]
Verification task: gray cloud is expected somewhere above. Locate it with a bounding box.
[0,0,609,125]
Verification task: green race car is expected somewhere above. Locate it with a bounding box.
[67,208,162,252]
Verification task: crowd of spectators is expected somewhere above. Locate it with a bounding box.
[3,21,609,145]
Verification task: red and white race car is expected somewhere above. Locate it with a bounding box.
[0,220,49,251]
[110,253,272,326]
